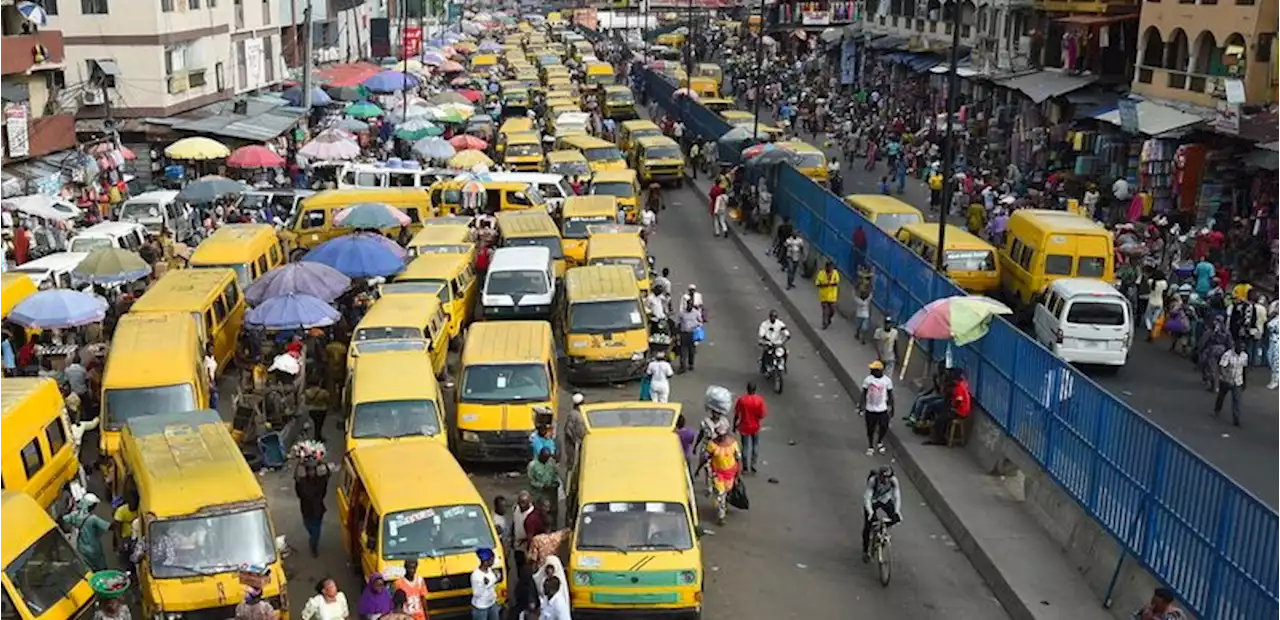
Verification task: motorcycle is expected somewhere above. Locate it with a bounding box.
[762,343,787,393]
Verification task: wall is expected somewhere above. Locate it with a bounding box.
[64,36,232,117]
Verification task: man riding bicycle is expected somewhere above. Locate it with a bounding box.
[862,465,902,562]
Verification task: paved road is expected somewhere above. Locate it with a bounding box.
[760,115,1279,510]
[258,178,1008,619]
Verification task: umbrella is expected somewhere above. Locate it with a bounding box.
[421,52,447,66]
[412,137,456,160]
[453,41,478,53]
[904,295,1012,346]
[718,126,754,143]
[245,294,341,330]
[336,117,371,133]
[227,145,286,169]
[746,149,801,167]
[429,91,471,106]
[449,76,474,87]
[300,129,361,161]
[449,135,488,151]
[344,100,384,119]
[393,59,427,74]
[9,290,108,329]
[426,106,468,124]
[72,248,150,285]
[302,233,406,278]
[449,150,493,169]
[334,202,412,229]
[281,86,332,107]
[176,176,248,204]
[456,89,484,103]
[165,136,230,161]
[245,262,351,305]
[16,1,47,26]
[362,70,420,93]
[438,60,465,73]
[478,41,502,52]
[386,105,432,123]
[394,118,444,140]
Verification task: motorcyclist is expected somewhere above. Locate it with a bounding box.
[861,465,903,562]
[757,310,790,373]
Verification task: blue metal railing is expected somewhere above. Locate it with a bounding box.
[640,68,1279,620]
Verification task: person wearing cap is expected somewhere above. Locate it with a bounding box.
[860,360,894,456]
[470,548,501,620]
[561,394,587,475]
[680,283,704,317]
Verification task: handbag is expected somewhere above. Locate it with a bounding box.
[692,325,706,343]
[727,477,750,510]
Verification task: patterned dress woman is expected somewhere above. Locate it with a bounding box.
[703,429,741,525]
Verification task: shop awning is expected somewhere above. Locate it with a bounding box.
[152,95,307,143]
[1244,147,1278,171]
[870,35,909,50]
[929,63,979,78]
[1089,99,1204,136]
[996,70,1098,104]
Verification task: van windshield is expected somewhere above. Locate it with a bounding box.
[461,363,550,403]
[1066,301,1126,326]
[643,145,681,160]
[590,182,634,198]
[192,263,252,289]
[873,213,921,232]
[149,508,277,578]
[382,505,495,560]
[486,270,549,296]
[504,236,564,258]
[105,384,197,430]
[943,250,995,272]
[588,257,645,281]
[570,299,644,333]
[119,202,164,221]
[549,161,590,177]
[576,502,693,551]
[68,237,113,253]
[4,528,90,615]
[563,215,614,238]
[506,144,542,157]
[351,400,441,439]
[794,152,826,168]
[355,326,425,341]
[382,281,446,299]
[584,146,624,162]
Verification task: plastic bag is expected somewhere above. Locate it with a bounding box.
[728,478,750,510]
[692,325,706,343]
[704,385,732,416]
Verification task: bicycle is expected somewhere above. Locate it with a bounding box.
[868,518,893,586]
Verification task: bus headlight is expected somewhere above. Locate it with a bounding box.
[461,431,481,443]
[678,570,698,585]
[573,571,591,586]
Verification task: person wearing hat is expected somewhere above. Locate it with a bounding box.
[561,393,587,475]
[470,548,501,620]
[860,360,894,456]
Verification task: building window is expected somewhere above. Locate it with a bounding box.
[45,70,66,90]
[234,0,244,28]
[190,69,207,87]
[189,0,199,8]
[216,61,225,90]
[236,39,248,89]
[45,0,58,15]
[161,0,173,11]
[264,36,275,81]
[81,0,108,14]
[262,0,270,24]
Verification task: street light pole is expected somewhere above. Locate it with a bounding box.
[935,0,963,271]
[750,0,765,144]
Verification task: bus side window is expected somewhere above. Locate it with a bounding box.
[20,438,44,479]
[213,296,228,326]
[256,256,269,277]
[224,282,241,309]
[269,243,282,265]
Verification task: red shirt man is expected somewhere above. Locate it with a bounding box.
[734,386,768,436]
[950,377,972,418]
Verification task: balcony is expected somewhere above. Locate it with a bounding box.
[1133,65,1232,107]
[1,30,65,76]
[2,112,75,164]
[1034,0,1138,13]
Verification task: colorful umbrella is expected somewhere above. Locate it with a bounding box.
[281,86,332,107]
[429,92,471,106]
[245,294,340,330]
[334,202,412,229]
[412,137,456,161]
[438,60,465,73]
[72,248,150,285]
[421,52,447,66]
[301,233,406,278]
[362,70,419,93]
[449,76,474,86]
[478,41,502,52]
[245,262,351,305]
[386,105,431,123]
[299,129,360,161]
[227,145,286,169]
[449,135,488,151]
[344,100,384,119]
[448,150,493,169]
[9,290,108,329]
[904,295,1012,346]
[336,117,371,133]
[426,107,467,124]
[393,59,427,74]
[176,176,248,204]
[16,1,47,26]
[165,136,230,161]
[456,89,484,103]
[394,121,443,141]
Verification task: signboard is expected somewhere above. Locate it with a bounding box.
[800,8,830,25]
[402,25,422,58]
[1212,101,1240,135]
[4,103,29,159]
[574,8,598,30]
[245,38,265,90]
[840,39,857,86]
[1117,98,1138,135]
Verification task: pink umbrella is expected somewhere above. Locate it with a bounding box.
[456,88,484,103]
[334,202,412,227]
[449,135,488,151]
[299,129,360,161]
[227,145,286,168]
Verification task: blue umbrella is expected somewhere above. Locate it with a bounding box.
[16,1,47,26]
[9,290,108,329]
[301,233,406,278]
[245,294,341,330]
[421,52,447,66]
[281,86,332,108]
[478,41,502,52]
[244,262,352,305]
[362,70,420,94]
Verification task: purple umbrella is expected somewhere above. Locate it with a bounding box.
[362,70,420,94]
[244,262,352,305]
[9,289,108,329]
[245,293,341,330]
[301,233,406,278]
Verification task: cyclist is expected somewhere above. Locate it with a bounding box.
[861,465,903,563]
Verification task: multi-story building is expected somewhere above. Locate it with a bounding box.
[861,0,1037,74]
[1,0,76,164]
[1132,0,1278,109]
[1032,0,1139,83]
[46,0,282,119]
[280,0,372,68]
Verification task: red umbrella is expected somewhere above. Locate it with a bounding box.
[456,89,483,103]
[449,135,488,151]
[227,145,285,168]
[450,76,473,86]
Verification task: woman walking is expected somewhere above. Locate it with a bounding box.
[301,579,349,620]
[701,427,742,525]
[1197,316,1233,390]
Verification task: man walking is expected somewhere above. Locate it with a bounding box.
[872,318,899,377]
[815,260,840,329]
[526,448,560,528]
[733,382,767,474]
[784,231,805,289]
[675,299,703,373]
[561,393,587,475]
[293,446,335,558]
[1214,340,1249,426]
[712,190,730,238]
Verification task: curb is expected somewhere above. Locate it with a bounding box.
[684,170,1038,620]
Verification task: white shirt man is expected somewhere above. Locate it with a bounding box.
[469,565,499,611]
[640,207,657,228]
[681,286,704,311]
[646,358,675,403]
[645,292,667,320]
[758,316,790,346]
[712,193,730,236]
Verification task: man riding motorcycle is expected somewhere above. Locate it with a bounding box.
[757,310,790,374]
[862,465,903,563]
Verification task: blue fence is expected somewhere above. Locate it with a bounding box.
[639,68,1279,620]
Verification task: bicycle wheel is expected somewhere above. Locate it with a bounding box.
[876,535,892,586]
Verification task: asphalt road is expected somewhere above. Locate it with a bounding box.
[256,178,1008,619]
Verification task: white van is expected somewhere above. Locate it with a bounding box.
[475,172,573,213]
[336,162,454,189]
[67,221,148,253]
[1032,278,1132,368]
[481,246,555,320]
[117,190,191,239]
[10,252,87,289]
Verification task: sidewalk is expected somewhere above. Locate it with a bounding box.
[681,173,1117,620]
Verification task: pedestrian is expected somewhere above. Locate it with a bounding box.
[815,260,840,329]
[491,495,513,554]
[526,448,560,527]
[301,579,349,620]
[512,491,536,566]
[235,587,279,620]
[529,423,556,458]
[646,353,675,402]
[538,575,571,620]
[699,427,742,525]
[111,488,139,572]
[357,574,394,620]
[878,176,891,195]
[861,360,894,456]
[1213,340,1248,426]
[470,549,501,620]
[562,393,587,473]
[1144,270,1168,341]
[733,382,767,474]
[853,288,872,344]
[392,560,428,620]
[784,231,805,289]
[62,493,110,570]
[675,299,703,373]
[204,344,219,410]
[95,596,132,620]
[872,318,899,377]
[1135,587,1186,619]
[303,379,331,442]
[294,442,336,557]
[675,413,698,469]
[712,190,729,237]
[1268,312,1279,390]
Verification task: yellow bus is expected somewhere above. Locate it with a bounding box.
[283,189,430,253]
[495,210,567,278]
[560,196,619,264]
[561,135,627,173]
[1,378,80,511]
[1,273,37,319]
[129,268,244,371]
[843,194,925,234]
[455,321,558,461]
[188,223,285,289]
[1,491,96,620]
[353,294,450,376]
[345,348,447,453]
[999,209,1115,312]
[778,140,828,182]
[406,223,474,259]
[561,266,648,384]
[895,223,1000,294]
[390,253,478,346]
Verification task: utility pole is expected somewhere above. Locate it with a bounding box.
[749,0,764,144]
[399,0,408,113]
[935,0,962,270]
[302,0,314,109]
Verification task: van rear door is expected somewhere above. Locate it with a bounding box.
[1060,294,1130,362]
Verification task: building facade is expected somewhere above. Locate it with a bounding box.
[1,0,77,163]
[861,0,1037,74]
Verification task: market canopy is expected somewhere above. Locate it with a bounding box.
[165,136,230,161]
[1090,99,1205,136]
[995,70,1098,104]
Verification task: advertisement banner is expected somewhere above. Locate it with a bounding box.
[5,103,29,160]
[840,39,857,85]
[402,26,422,58]
[800,8,830,25]
[1117,99,1139,135]
[574,8,598,30]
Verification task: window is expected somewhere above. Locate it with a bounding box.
[269,243,281,264]
[188,0,199,8]
[20,439,44,478]
[81,0,107,13]
[208,0,214,7]
[255,256,268,277]
[362,509,380,543]
[262,0,270,24]
[263,37,274,81]
[1044,254,1073,276]
[235,40,248,90]
[161,0,173,11]
[213,296,228,324]
[204,310,215,336]
[301,210,324,229]
[45,420,66,455]
[45,70,66,91]
[44,0,58,15]
[224,282,240,309]
[189,70,207,87]
[1078,257,1106,278]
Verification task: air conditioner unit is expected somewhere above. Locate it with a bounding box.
[81,88,106,106]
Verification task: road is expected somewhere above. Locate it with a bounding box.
[257,178,1008,619]
[771,117,1280,509]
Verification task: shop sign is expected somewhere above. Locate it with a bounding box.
[403,26,422,58]
[1117,99,1138,135]
[801,9,830,25]
[1212,101,1240,135]
[5,103,29,160]
[840,39,857,85]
